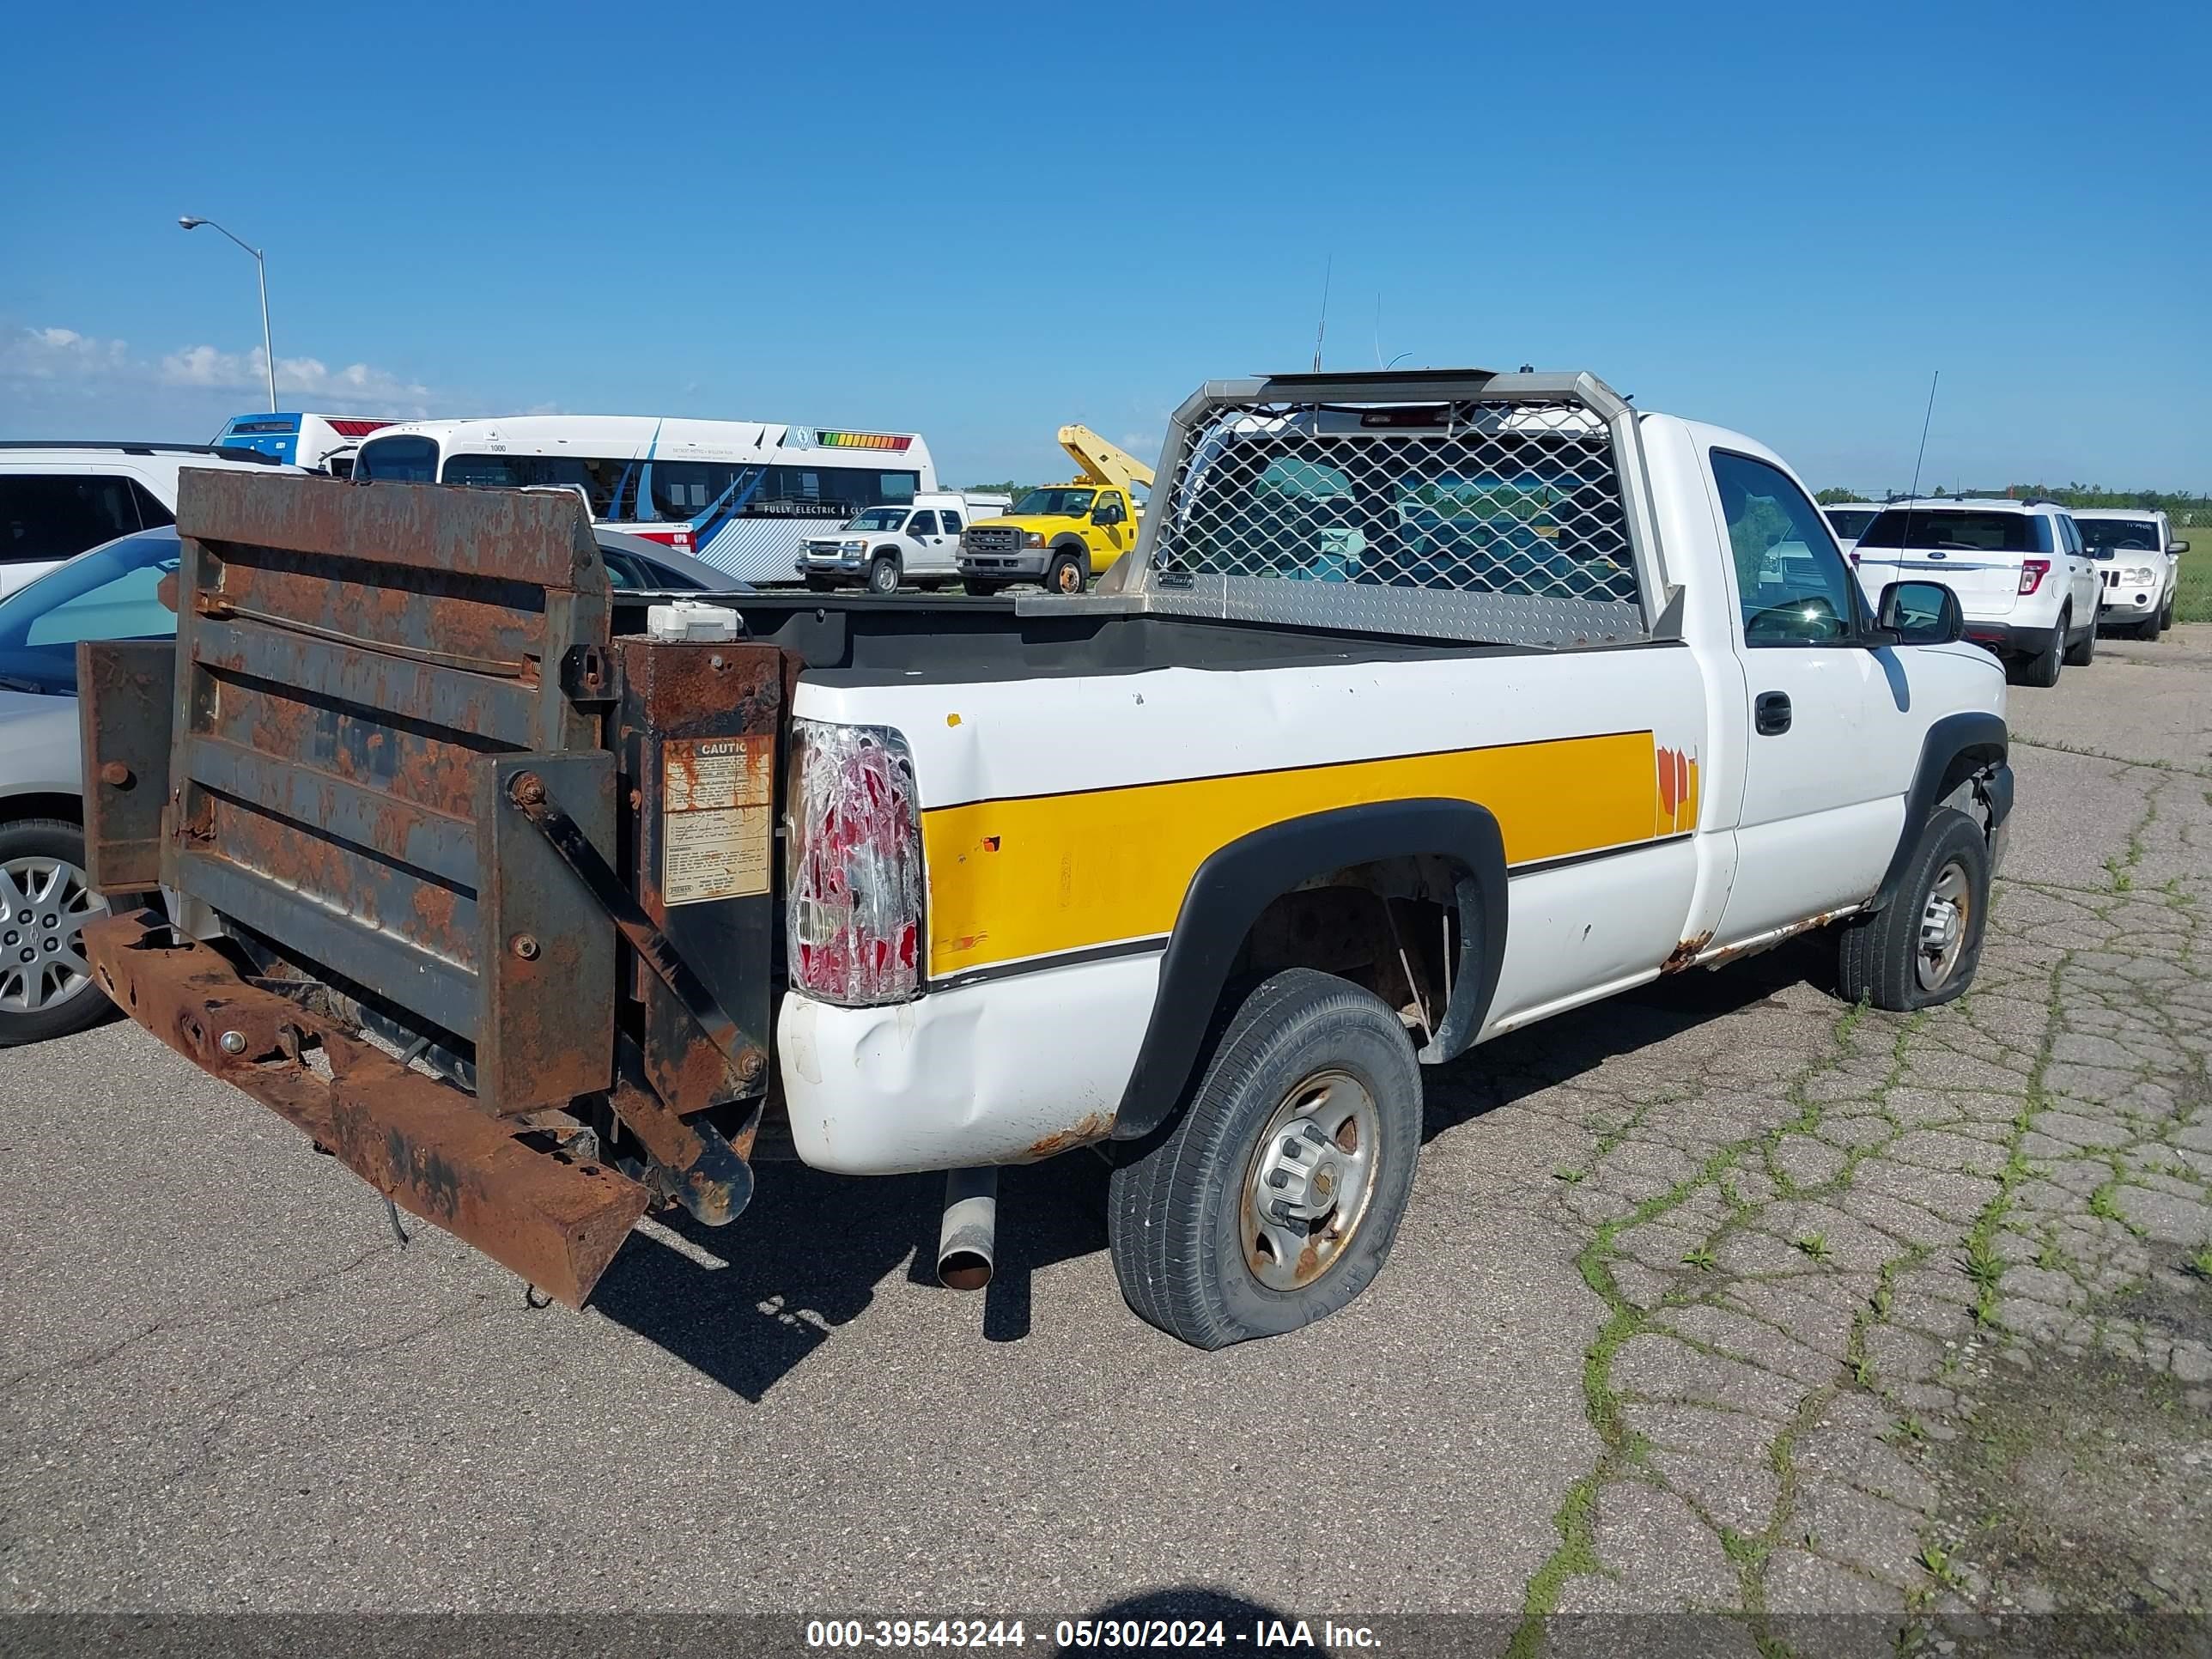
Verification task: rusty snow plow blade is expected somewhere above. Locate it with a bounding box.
[82,909,651,1307]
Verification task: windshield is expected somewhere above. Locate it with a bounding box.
[1012,488,1096,517]
[1823,507,1880,540]
[2073,516,2162,556]
[1855,509,2052,555]
[353,434,440,483]
[0,529,180,695]
[845,507,908,531]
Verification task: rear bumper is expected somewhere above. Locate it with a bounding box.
[1961,619,2059,659]
[775,951,1160,1175]
[80,909,651,1307]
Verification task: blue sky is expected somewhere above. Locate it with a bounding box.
[3,0,2205,495]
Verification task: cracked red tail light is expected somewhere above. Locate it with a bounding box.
[786,720,922,1006]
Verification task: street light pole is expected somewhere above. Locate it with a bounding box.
[178,216,276,412]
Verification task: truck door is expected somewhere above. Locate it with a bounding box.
[1091,490,1131,568]
[932,508,963,576]
[905,508,942,575]
[1706,448,1914,945]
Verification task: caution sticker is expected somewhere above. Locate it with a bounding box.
[661,734,775,904]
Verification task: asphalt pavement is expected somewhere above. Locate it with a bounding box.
[4,625,2209,1653]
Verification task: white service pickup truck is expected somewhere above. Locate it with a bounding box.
[77,368,2014,1354]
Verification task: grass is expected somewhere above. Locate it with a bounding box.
[1683,1244,1717,1270]
[1795,1231,1832,1262]
[2176,536,2212,624]
[2185,1242,2212,1281]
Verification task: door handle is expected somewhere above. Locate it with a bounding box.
[1755,691,1792,735]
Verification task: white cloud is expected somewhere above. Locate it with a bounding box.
[3,325,132,379]
[0,323,433,420]
[159,343,429,410]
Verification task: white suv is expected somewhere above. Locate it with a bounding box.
[2074,509,2185,641]
[1851,499,2100,687]
[0,441,298,598]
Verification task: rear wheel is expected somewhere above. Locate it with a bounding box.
[2012,615,2063,688]
[1835,806,1990,1012]
[867,553,902,595]
[1108,968,1422,1349]
[0,819,114,1047]
[2063,608,2097,665]
[1044,551,1087,595]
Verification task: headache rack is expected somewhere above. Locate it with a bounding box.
[76,471,782,1305]
[1079,368,1669,648]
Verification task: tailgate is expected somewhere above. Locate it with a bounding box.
[1857,549,2018,617]
[76,470,781,1304]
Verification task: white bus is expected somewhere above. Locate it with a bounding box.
[351,416,937,583]
[211,412,402,477]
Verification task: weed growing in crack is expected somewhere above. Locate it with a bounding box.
[1683,1245,1717,1270]
[1894,1414,1929,1444]
[1553,1166,1587,1185]
[1796,1231,1832,1263]
[1917,1542,1966,1590]
[2185,1242,2212,1281]
[1965,1236,2006,1292]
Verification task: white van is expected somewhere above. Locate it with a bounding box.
[797,490,1016,592]
[0,442,300,598]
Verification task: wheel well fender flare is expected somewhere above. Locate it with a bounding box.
[1110,799,1508,1140]
[1869,712,2009,913]
[1049,535,1090,563]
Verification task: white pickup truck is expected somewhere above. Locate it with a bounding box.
[796,489,1012,592]
[76,368,2014,1355]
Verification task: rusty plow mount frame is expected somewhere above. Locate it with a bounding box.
[76,471,783,1308]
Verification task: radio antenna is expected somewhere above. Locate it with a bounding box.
[1905,370,1939,501]
[1312,256,1332,372]
[1901,369,1939,539]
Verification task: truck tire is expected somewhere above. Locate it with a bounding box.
[803,576,836,592]
[2063,609,2097,666]
[1835,806,1990,1012]
[2134,609,2162,642]
[0,817,115,1048]
[867,552,902,595]
[1108,968,1422,1350]
[2159,589,2175,630]
[962,577,1004,597]
[2013,616,2063,688]
[1045,551,1086,595]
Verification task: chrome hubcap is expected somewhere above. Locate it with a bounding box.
[0,854,107,1015]
[1241,1070,1381,1292]
[1916,861,1971,991]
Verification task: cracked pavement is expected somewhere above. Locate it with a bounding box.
[3,626,2209,1654]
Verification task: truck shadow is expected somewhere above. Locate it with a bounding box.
[590,938,1830,1399]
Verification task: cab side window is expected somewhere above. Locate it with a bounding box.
[1710,450,1861,646]
[0,473,145,566]
[906,511,938,537]
[939,510,963,535]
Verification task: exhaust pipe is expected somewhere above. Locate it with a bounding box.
[936,1166,998,1291]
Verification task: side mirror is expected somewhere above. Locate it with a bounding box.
[1877,580,1963,646]
[2171,539,2189,556]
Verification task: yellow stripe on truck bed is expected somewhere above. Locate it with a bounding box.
[921,730,1694,980]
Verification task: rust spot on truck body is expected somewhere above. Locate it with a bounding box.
[1661,931,1714,974]
[1020,1110,1112,1162]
